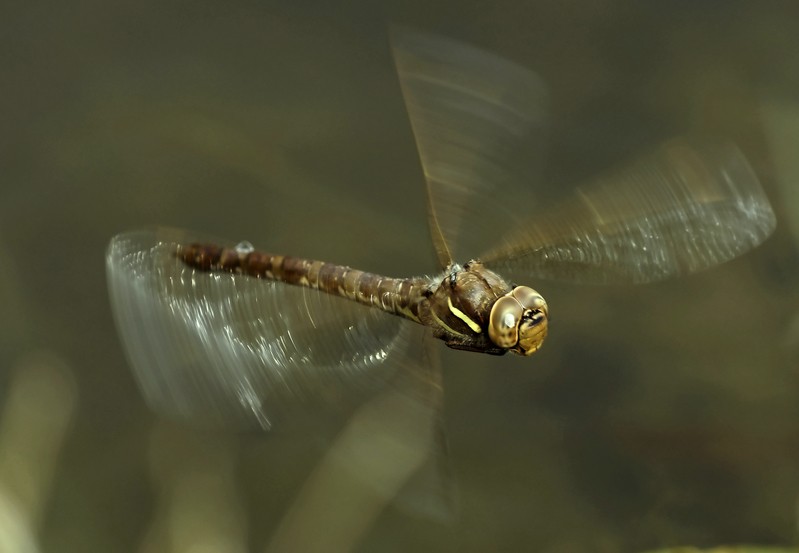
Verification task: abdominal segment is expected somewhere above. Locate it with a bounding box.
[176,242,430,323]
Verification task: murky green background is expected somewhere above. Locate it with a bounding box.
[2,1,799,552]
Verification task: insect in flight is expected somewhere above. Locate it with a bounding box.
[107,28,776,431]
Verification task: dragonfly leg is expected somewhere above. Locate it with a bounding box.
[445,341,507,356]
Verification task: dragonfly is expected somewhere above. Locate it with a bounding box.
[106,28,776,433]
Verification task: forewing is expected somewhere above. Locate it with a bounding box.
[482,139,776,284]
[106,227,417,430]
[392,27,548,267]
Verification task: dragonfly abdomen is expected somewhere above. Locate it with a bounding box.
[177,242,428,323]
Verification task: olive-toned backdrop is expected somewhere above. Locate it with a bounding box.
[2,1,799,551]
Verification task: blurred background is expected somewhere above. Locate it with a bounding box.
[2,1,799,551]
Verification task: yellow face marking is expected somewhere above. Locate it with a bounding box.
[447,297,482,334]
[430,308,467,338]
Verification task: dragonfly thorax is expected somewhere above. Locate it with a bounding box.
[423,261,548,356]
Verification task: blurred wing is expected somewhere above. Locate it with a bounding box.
[392,27,548,267]
[106,227,422,430]
[482,139,776,284]
[391,335,458,522]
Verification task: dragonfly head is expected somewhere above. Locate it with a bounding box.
[488,286,548,356]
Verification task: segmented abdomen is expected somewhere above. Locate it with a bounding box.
[177,242,427,322]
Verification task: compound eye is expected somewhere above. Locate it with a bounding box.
[488,296,523,348]
[511,286,548,317]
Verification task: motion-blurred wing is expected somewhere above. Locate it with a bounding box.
[482,139,776,284]
[107,227,421,430]
[390,335,458,522]
[392,27,547,268]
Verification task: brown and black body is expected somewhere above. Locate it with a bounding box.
[178,242,519,355]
